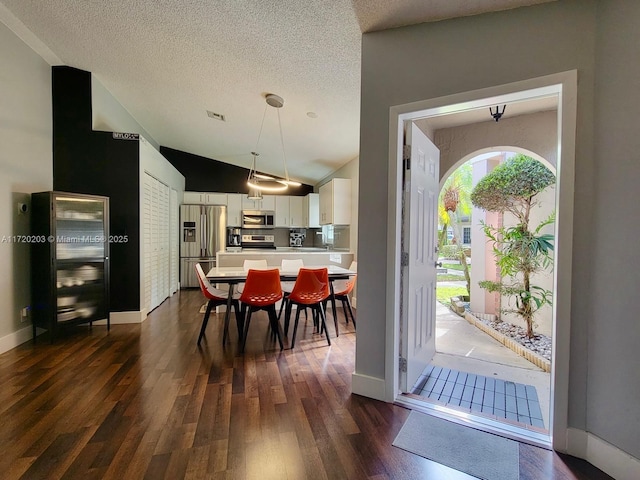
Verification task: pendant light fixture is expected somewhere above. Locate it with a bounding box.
[247,94,301,194]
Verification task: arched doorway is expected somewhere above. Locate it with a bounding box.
[429,148,557,439]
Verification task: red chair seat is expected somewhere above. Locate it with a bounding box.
[285,268,331,348]
[239,269,284,352]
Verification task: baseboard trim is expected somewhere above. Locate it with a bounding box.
[351,372,386,401]
[567,428,640,480]
[95,310,147,325]
[0,325,38,354]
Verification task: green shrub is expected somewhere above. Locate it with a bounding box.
[440,245,460,259]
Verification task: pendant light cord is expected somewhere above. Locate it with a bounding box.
[254,103,268,154]
[276,108,290,182]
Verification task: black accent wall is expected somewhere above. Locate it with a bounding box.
[52,66,140,312]
[160,146,314,196]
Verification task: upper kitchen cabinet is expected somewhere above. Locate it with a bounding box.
[319,179,351,225]
[242,194,275,211]
[183,192,227,205]
[275,195,290,227]
[289,196,304,227]
[227,194,242,226]
[303,193,320,228]
[274,196,305,227]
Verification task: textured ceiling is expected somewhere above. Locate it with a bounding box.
[351,0,556,33]
[1,0,556,184]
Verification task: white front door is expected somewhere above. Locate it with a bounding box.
[401,121,440,392]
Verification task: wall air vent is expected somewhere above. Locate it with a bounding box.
[206,110,226,121]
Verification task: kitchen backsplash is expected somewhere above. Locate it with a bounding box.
[320,225,350,249]
[241,227,350,249]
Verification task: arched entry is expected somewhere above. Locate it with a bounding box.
[433,147,558,439]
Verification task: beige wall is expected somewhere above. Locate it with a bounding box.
[0,22,53,351]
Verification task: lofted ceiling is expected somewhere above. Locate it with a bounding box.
[1,0,555,185]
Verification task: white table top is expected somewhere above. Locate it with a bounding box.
[206,265,355,282]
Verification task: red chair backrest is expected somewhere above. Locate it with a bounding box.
[239,269,283,306]
[288,268,330,305]
[335,274,357,296]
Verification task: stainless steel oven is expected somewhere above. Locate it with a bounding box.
[242,210,275,229]
[241,234,276,249]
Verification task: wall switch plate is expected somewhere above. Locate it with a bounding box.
[21,307,29,321]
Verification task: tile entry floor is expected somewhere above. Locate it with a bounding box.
[411,364,545,428]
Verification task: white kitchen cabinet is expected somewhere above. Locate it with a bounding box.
[258,194,275,211]
[319,178,351,225]
[303,193,320,228]
[206,193,227,205]
[289,196,304,227]
[242,195,257,210]
[183,191,204,204]
[242,193,275,211]
[275,195,290,227]
[183,192,227,205]
[227,194,242,226]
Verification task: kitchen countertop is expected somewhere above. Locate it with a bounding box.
[220,247,352,254]
[217,248,354,268]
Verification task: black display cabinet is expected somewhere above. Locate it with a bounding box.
[31,191,110,341]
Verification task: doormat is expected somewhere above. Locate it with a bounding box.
[392,410,519,480]
[412,365,545,428]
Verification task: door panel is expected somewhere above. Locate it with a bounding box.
[403,122,440,392]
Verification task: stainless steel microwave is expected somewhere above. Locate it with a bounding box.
[242,210,275,229]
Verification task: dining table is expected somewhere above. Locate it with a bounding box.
[206,265,357,344]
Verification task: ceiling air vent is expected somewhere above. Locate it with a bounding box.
[206,110,226,121]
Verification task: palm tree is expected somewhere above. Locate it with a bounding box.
[438,163,473,295]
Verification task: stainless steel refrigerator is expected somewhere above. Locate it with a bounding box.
[180,204,226,288]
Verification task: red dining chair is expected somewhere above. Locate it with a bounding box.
[324,261,357,334]
[195,263,242,346]
[284,268,331,349]
[236,259,268,294]
[239,269,284,352]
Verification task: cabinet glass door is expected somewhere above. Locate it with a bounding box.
[55,196,106,260]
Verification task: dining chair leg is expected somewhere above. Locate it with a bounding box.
[241,307,253,353]
[330,295,339,337]
[268,305,283,350]
[277,294,289,321]
[344,296,356,328]
[291,305,303,349]
[197,300,215,346]
[317,304,331,346]
[284,299,294,336]
[234,301,244,343]
[222,304,231,346]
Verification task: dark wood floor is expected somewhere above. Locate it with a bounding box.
[0,290,612,479]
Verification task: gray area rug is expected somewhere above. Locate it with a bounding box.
[392,411,519,480]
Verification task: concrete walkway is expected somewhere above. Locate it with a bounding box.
[430,302,551,429]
